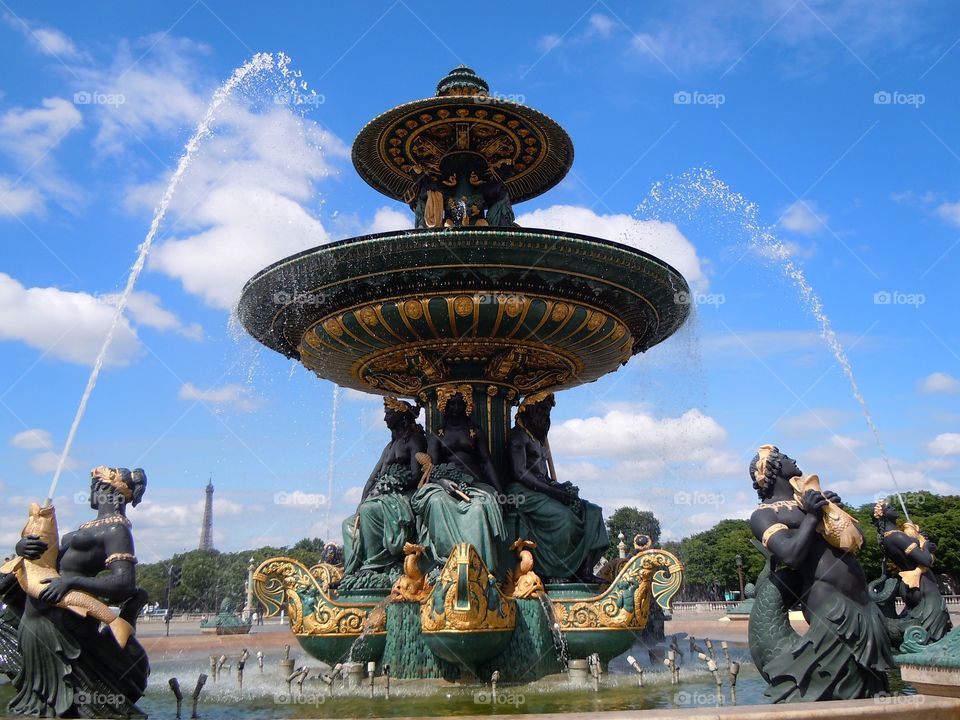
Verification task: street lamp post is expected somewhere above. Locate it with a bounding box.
[242,557,255,622]
[735,554,745,600]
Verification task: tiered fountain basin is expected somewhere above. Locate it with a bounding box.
[237,227,690,452]
[253,544,683,681]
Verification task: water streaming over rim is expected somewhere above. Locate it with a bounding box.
[324,384,341,536]
[45,52,315,505]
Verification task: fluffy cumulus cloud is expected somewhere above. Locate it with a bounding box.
[828,457,956,498]
[29,451,78,475]
[129,99,348,309]
[920,372,960,395]
[928,433,960,457]
[178,382,260,412]
[0,274,203,365]
[516,205,708,292]
[71,35,209,155]
[9,428,53,450]
[0,272,140,365]
[104,291,203,340]
[8,428,79,475]
[551,407,726,459]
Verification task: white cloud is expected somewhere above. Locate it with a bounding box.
[936,201,960,227]
[29,451,78,475]
[135,102,347,309]
[103,291,203,340]
[72,35,209,155]
[921,372,960,395]
[537,35,562,53]
[0,178,43,217]
[0,97,83,214]
[0,272,140,366]
[829,434,864,450]
[702,330,871,359]
[178,382,260,412]
[343,388,382,403]
[829,457,956,498]
[342,486,363,504]
[516,205,708,292]
[776,407,853,435]
[3,15,82,60]
[929,433,960,456]
[551,407,726,460]
[587,14,616,38]
[779,201,828,234]
[364,206,413,235]
[10,428,53,450]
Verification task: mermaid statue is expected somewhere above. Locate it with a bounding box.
[869,499,952,648]
[341,398,424,584]
[505,392,608,582]
[0,466,150,717]
[410,384,506,573]
[747,445,893,702]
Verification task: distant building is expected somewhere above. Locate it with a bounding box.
[199,479,214,551]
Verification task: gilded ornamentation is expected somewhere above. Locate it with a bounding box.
[298,290,633,400]
[790,474,863,553]
[402,300,424,320]
[390,543,431,602]
[550,302,570,322]
[503,295,524,318]
[421,543,516,633]
[253,556,382,636]
[323,318,344,337]
[453,295,474,317]
[308,563,344,592]
[552,549,683,631]
[508,539,544,599]
[435,383,475,415]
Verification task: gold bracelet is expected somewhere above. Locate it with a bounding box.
[104,552,137,565]
[904,542,918,555]
[762,523,789,548]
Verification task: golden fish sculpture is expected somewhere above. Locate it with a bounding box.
[0,503,133,648]
[790,475,863,554]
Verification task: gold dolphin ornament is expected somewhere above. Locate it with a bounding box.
[0,503,134,648]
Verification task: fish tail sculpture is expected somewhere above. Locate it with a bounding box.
[0,503,133,648]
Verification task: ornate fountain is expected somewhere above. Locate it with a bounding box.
[242,66,686,680]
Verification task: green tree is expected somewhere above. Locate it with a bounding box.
[605,507,661,559]
[673,520,764,600]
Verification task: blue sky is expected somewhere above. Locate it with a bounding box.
[1,1,959,561]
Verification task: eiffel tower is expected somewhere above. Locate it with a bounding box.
[198,477,214,551]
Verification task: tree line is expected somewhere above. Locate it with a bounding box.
[136,491,960,611]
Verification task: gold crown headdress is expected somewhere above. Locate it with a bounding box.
[873,499,887,519]
[517,391,555,414]
[435,384,474,416]
[90,466,133,502]
[384,396,416,415]
[753,444,778,489]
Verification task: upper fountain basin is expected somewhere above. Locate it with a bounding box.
[237,227,690,399]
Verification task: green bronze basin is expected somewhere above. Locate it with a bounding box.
[237,227,690,399]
